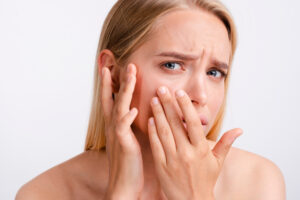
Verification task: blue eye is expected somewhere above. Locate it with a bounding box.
[160,62,227,79]
[207,69,227,78]
[162,62,181,70]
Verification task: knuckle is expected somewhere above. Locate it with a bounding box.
[162,95,172,104]
[160,126,169,136]
[179,148,194,163]
[114,117,131,136]
[197,145,209,157]
[184,153,195,163]
[219,138,226,146]
[157,107,166,117]
[152,105,162,115]
[115,106,123,116]
[223,140,231,152]
[119,113,131,126]
[121,81,129,92]
[181,96,190,105]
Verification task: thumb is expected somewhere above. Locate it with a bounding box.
[212,128,243,166]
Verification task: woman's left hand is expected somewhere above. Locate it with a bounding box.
[148,86,243,200]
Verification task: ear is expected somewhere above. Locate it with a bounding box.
[97,49,120,94]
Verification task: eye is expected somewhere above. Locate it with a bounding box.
[161,62,182,70]
[207,69,227,79]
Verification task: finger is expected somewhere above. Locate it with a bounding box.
[156,86,189,150]
[148,117,166,165]
[212,128,243,166]
[114,63,137,118]
[115,107,139,154]
[175,89,205,147]
[150,97,177,161]
[101,67,113,119]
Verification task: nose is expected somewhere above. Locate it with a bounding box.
[185,73,207,107]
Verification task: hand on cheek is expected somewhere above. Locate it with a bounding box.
[148,86,243,200]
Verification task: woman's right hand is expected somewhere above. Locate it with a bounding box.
[101,63,144,199]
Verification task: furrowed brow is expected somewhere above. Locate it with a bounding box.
[211,58,229,70]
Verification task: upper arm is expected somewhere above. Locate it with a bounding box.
[15,180,66,200]
[15,183,46,200]
[252,158,286,200]
[15,169,68,200]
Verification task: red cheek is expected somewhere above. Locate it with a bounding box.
[130,70,155,135]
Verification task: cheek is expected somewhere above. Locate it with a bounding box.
[130,69,184,135]
[130,70,159,135]
[212,90,224,110]
[208,87,225,125]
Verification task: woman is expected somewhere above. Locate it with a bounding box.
[16,0,286,199]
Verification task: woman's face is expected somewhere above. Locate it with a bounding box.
[126,9,231,137]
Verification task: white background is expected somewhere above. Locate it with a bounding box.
[0,0,299,199]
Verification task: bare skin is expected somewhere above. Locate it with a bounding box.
[15,142,285,200]
[16,8,286,200]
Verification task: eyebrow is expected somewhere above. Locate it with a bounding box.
[155,51,229,70]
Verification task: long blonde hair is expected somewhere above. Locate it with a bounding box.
[85,0,237,151]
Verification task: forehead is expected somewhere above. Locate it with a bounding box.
[140,9,231,63]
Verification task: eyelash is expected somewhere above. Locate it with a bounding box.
[160,61,228,79]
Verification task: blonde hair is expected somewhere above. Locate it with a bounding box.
[85,0,237,151]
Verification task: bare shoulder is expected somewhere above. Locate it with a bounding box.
[15,150,108,200]
[15,161,71,200]
[225,145,286,200]
[207,140,286,199]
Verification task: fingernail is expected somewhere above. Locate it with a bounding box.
[130,108,137,116]
[149,117,154,125]
[152,97,159,105]
[175,90,185,97]
[127,75,132,83]
[158,86,166,94]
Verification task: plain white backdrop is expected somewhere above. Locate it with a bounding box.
[0,0,299,199]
